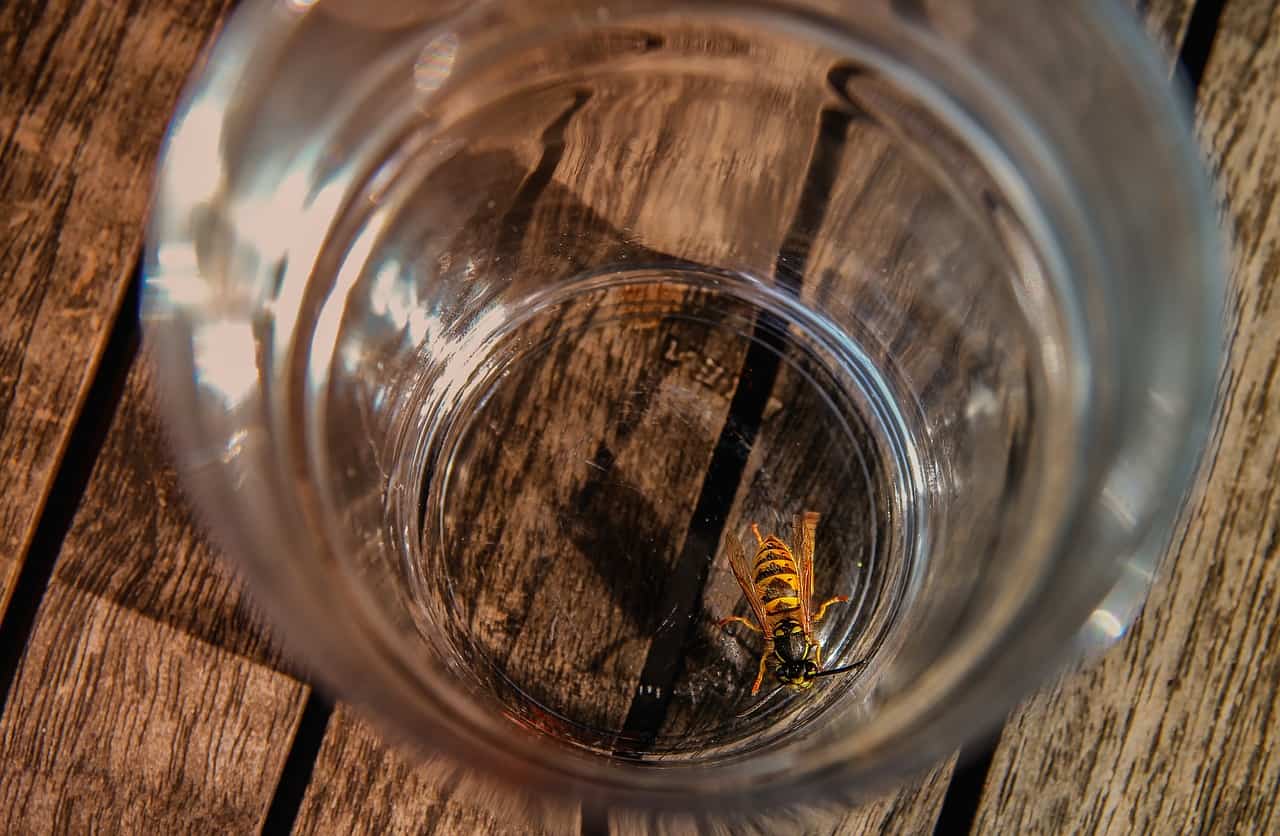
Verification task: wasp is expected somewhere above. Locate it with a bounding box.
[718,511,862,696]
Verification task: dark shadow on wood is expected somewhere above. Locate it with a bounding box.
[931,731,1001,836]
[0,265,141,716]
[497,90,595,271]
[567,441,669,636]
[1178,0,1228,94]
[261,688,335,834]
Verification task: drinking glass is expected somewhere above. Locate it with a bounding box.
[143,0,1224,814]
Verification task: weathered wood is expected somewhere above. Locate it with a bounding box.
[656,113,903,734]
[973,1,1280,832]
[5,0,1247,833]
[292,706,581,835]
[51,356,294,672]
[0,2,312,828]
[0,583,306,832]
[0,0,229,619]
[0,353,310,830]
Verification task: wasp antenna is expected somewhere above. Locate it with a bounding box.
[734,683,788,719]
[813,660,867,678]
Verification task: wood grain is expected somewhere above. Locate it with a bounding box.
[3,0,1248,833]
[292,705,581,835]
[51,356,294,672]
[0,583,306,832]
[973,0,1280,832]
[0,0,229,619]
[293,21,988,834]
[428,123,791,739]
[0,352,310,830]
[0,2,308,828]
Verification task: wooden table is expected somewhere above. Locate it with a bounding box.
[1,0,1276,832]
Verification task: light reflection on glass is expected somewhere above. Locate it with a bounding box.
[1100,449,1154,535]
[148,243,209,309]
[164,99,225,207]
[368,259,411,327]
[193,319,258,409]
[1087,607,1126,643]
[222,428,249,466]
[427,301,509,412]
[414,32,459,93]
[407,304,438,346]
[233,168,317,272]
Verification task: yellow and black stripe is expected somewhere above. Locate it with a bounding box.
[752,536,803,621]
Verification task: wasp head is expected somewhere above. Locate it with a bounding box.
[776,660,819,689]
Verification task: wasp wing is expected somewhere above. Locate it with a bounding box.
[725,531,768,632]
[793,511,820,634]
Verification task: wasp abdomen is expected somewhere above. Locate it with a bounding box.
[754,544,803,618]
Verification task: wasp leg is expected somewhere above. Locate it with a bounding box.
[716,615,762,633]
[751,522,764,546]
[813,595,849,623]
[751,652,770,695]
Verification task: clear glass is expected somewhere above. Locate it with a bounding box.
[143,0,1224,814]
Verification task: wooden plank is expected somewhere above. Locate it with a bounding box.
[0,583,306,832]
[654,112,924,730]
[0,0,229,618]
[650,65,996,833]
[291,705,581,835]
[973,1,1280,832]
[50,357,293,672]
[658,1,1200,828]
[0,352,311,830]
[0,3,310,827]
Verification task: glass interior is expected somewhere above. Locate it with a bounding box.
[297,8,1067,761]
[145,0,1220,809]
